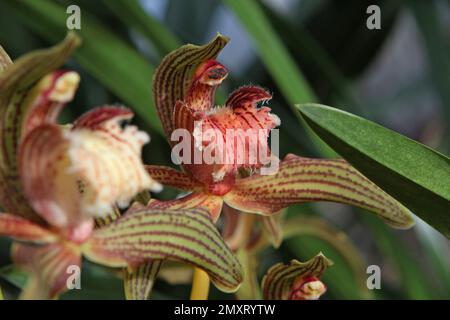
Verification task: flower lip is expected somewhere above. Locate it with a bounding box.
[289,275,327,300]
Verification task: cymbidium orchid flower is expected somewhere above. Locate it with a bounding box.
[148,34,414,229]
[0,34,242,299]
[145,35,415,300]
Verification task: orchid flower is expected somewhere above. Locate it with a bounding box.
[0,34,242,299]
[144,35,415,299]
[148,34,414,234]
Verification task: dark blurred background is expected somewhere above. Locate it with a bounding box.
[0,0,449,299]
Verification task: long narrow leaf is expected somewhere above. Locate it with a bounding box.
[297,103,450,237]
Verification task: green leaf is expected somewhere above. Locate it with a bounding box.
[235,249,261,300]
[362,215,435,299]
[83,207,243,293]
[102,0,179,55]
[0,265,27,289]
[297,103,450,237]
[2,0,163,133]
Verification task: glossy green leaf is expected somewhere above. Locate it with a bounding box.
[2,0,163,133]
[297,103,450,237]
[83,207,243,293]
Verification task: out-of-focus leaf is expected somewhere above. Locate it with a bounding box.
[410,0,450,125]
[83,207,243,293]
[2,0,163,133]
[0,265,27,289]
[223,0,334,156]
[235,249,261,300]
[362,215,435,299]
[124,261,162,300]
[297,103,450,237]
[261,253,332,300]
[103,0,179,55]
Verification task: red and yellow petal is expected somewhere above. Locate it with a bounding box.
[0,213,57,244]
[224,154,415,229]
[68,107,162,212]
[153,35,229,139]
[19,107,160,241]
[12,242,81,299]
[261,253,332,300]
[0,34,80,222]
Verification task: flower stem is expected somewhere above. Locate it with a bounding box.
[190,267,210,300]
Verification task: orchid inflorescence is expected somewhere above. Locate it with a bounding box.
[0,33,414,300]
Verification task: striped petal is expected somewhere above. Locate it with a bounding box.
[123,261,162,300]
[145,165,202,191]
[153,34,229,139]
[224,154,415,229]
[19,107,160,241]
[12,242,81,299]
[261,253,332,300]
[0,213,57,244]
[0,33,80,221]
[146,192,223,222]
[82,207,243,293]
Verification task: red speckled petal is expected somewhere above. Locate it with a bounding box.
[224,154,414,229]
[19,107,160,239]
[0,213,57,244]
[145,165,201,191]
